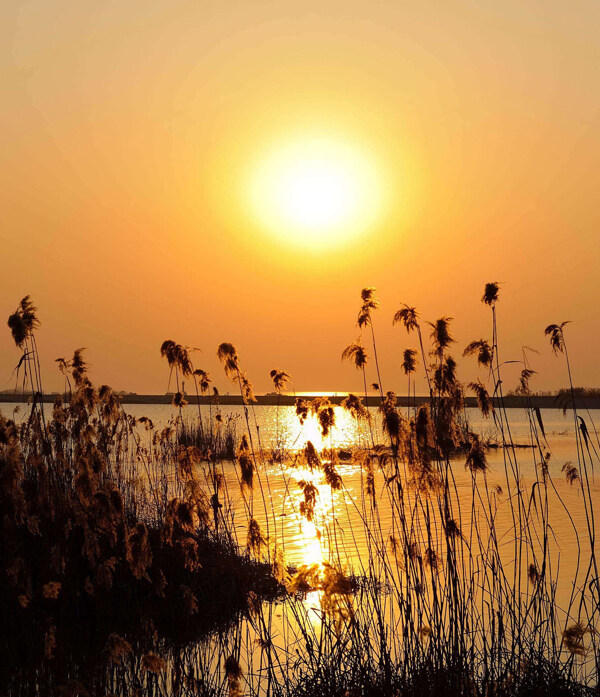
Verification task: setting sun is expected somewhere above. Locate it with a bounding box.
[4,2,600,694]
[247,136,385,249]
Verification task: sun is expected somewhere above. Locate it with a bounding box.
[247,136,384,249]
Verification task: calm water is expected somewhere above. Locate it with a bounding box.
[5,401,597,592]
[4,401,599,689]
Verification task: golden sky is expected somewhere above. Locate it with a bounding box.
[2,0,600,395]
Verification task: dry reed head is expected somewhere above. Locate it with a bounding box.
[527,563,540,586]
[246,517,264,557]
[286,563,321,594]
[468,379,493,418]
[270,368,291,393]
[298,480,318,521]
[545,322,569,354]
[341,339,368,370]
[288,563,355,633]
[217,342,239,376]
[239,372,257,404]
[465,433,488,473]
[193,369,211,394]
[443,518,463,540]
[104,633,132,665]
[424,548,440,573]
[428,317,455,357]
[295,397,309,425]
[401,348,418,375]
[321,457,342,490]
[304,441,321,470]
[309,397,336,436]
[418,625,432,640]
[70,348,89,386]
[140,653,167,674]
[55,356,70,376]
[160,339,177,365]
[463,339,493,368]
[160,340,193,377]
[516,368,536,395]
[562,461,579,485]
[380,391,403,441]
[342,393,369,421]
[8,296,39,348]
[319,562,355,633]
[432,355,458,395]
[272,543,289,584]
[415,404,433,452]
[482,282,500,306]
[562,623,592,656]
[358,287,379,328]
[393,304,419,333]
[362,455,375,500]
[236,434,254,490]
[224,655,243,697]
[126,522,152,580]
[172,391,188,408]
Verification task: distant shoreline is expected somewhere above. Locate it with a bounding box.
[0,392,595,409]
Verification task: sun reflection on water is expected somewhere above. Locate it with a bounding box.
[286,466,330,566]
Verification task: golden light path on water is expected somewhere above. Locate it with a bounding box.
[2,400,600,688]
[212,404,600,626]
[3,401,599,643]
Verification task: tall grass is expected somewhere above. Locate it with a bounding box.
[1,309,282,695]
[2,286,599,697]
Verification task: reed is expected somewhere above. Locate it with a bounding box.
[2,286,599,697]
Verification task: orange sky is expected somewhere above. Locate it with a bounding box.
[2,1,599,395]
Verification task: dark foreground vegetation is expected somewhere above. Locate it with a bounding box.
[1,299,283,695]
[1,286,599,696]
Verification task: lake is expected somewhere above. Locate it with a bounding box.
[4,400,599,693]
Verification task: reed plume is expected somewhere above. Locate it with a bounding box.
[428,317,455,358]
[342,339,368,370]
[544,322,570,354]
[562,461,579,485]
[465,432,488,473]
[160,340,193,377]
[7,296,39,349]
[310,396,336,437]
[295,397,309,425]
[342,393,369,421]
[401,348,418,375]
[468,379,493,417]
[224,655,243,697]
[393,304,419,333]
[357,287,379,328]
[482,282,500,306]
[357,287,385,395]
[516,368,536,395]
[217,342,240,376]
[270,369,291,393]
[236,434,254,491]
[463,339,493,368]
[394,303,433,395]
[193,369,211,394]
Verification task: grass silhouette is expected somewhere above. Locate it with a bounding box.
[1,285,598,696]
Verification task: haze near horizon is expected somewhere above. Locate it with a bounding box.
[2,0,600,395]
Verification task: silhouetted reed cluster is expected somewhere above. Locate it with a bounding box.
[2,286,599,697]
[1,300,282,695]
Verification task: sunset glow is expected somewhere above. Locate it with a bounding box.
[247,137,384,249]
[4,3,600,694]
